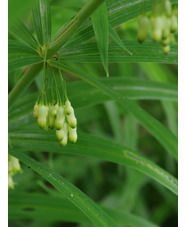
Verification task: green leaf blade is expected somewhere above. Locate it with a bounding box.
[109,24,132,55]
[9,149,118,227]
[60,41,178,64]
[91,2,109,77]
[8,54,43,72]
[8,192,159,226]
[32,0,51,46]
[9,131,178,195]
[48,60,178,160]
[9,19,39,51]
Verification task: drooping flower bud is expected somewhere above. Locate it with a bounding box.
[164,0,172,17]
[8,174,14,189]
[59,123,68,146]
[52,104,58,115]
[68,126,77,143]
[55,106,65,130]
[56,125,66,140]
[33,103,39,119]
[162,44,170,54]
[48,105,58,129]
[66,108,77,128]
[65,100,73,115]
[8,155,22,176]
[170,15,178,33]
[162,16,171,39]
[137,15,149,43]
[37,104,49,129]
[11,156,22,174]
[151,16,163,42]
[161,35,170,46]
[170,33,175,44]
[8,155,22,189]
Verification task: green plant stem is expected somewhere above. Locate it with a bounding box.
[47,0,105,58]
[8,0,105,109]
[8,62,43,109]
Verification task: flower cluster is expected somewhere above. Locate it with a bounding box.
[137,0,178,54]
[33,99,77,146]
[8,154,22,189]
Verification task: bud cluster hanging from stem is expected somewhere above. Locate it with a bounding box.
[137,1,178,54]
[33,62,78,147]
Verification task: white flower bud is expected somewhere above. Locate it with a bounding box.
[151,16,163,42]
[52,104,58,115]
[8,161,13,175]
[162,44,170,54]
[37,104,49,129]
[170,15,178,33]
[65,100,73,115]
[8,174,14,189]
[60,136,68,147]
[68,126,77,143]
[170,33,175,44]
[162,16,171,39]
[59,123,68,146]
[48,105,58,129]
[56,123,66,140]
[55,106,65,130]
[67,108,77,128]
[164,0,172,17]
[137,15,149,43]
[161,34,171,46]
[33,103,39,119]
[8,155,22,175]
[11,156,22,174]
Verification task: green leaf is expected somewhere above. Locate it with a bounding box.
[9,131,178,195]
[91,2,109,76]
[139,62,178,135]
[48,60,178,160]
[124,114,138,150]
[8,149,118,227]
[109,24,132,55]
[9,19,39,51]
[162,101,177,135]
[9,40,38,55]
[60,41,178,64]
[9,54,43,72]
[104,101,122,142]
[8,0,31,22]
[9,192,159,227]
[32,0,51,46]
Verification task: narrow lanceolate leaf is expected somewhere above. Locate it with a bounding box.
[9,131,178,195]
[109,24,132,55]
[139,62,178,135]
[48,60,178,160]
[8,192,159,227]
[91,2,109,77]
[8,54,43,72]
[9,40,38,55]
[8,149,118,227]
[9,19,39,51]
[32,0,51,46]
[60,41,178,64]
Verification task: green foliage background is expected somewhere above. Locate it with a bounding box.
[8,0,178,226]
